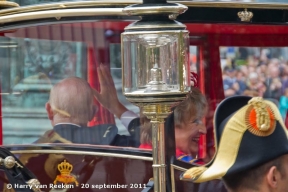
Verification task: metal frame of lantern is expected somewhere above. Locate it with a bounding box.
[121,1,190,191]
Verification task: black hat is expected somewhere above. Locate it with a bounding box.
[181,96,288,182]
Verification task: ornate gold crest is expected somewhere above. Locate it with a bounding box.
[245,97,276,136]
[238,9,253,22]
[54,160,79,186]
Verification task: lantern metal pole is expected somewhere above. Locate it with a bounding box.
[143,103,172,192]
[151,119,166,192]
[121,1,189,191]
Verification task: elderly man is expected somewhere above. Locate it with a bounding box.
[182,96,288,192]
[37,65,138,145]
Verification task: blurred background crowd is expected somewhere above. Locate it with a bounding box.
[220,47,288,120]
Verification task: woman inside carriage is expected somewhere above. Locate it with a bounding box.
[139,86,208,164]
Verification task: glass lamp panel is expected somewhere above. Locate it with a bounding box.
[183,32,191,91]
[122,32,190,96]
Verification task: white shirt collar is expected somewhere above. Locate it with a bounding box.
[54,123,81,127]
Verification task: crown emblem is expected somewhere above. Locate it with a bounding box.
[246,97,276,136]
[58,160,73,174]
[238,9,253,22]
[53,160,78,186]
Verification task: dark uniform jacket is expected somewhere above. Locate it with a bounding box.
[35,123,118,145]
[34,119,142,147]
[110,118,141,147]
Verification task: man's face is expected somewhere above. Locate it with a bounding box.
[250,77,258,85]
[275,154,288,192]
[175,117,207,157]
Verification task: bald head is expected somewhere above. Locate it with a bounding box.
[47,77,95,126]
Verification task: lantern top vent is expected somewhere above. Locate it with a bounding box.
[122,2,187,16]
[122,1,188,31]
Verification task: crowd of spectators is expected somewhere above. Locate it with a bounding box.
[222,48,288,120]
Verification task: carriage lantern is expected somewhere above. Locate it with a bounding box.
[121,0,190,191]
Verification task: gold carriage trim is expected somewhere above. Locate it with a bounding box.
[245,97,276,137]
[182,166,208,180]
[0,0,19,8]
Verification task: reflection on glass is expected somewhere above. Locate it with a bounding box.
[0,36,86,144]
[0,22,143,146]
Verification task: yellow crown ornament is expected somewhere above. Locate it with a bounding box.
[53,160,79,186]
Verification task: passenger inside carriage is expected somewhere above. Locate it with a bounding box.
[35,65,139,145]
[139,87,208,164]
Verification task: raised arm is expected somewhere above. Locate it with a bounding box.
[93,65,137,121]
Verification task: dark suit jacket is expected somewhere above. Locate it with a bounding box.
[111,117,141,147]
[33,118,142,147]
[35,123,118,145]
